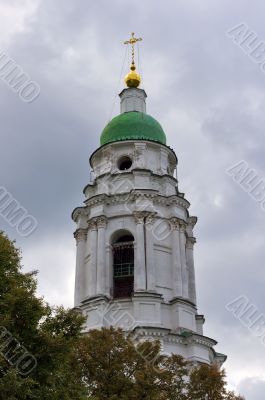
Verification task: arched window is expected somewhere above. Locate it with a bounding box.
[112,234,134,299]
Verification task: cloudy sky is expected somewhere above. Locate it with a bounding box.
[0,0,265,397]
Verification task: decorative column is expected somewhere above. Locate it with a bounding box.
[179,222,189,298]
[145,213,156,291]
[88,219,98,297]
[170,218,182,297]
[105,244,112,298]
[133,211,146,291]
[96,216,108,295]
[74,228,88,306]
[186,237,197,305]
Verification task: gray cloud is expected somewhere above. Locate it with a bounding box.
[238,377,265,399]
[0,0,264,397]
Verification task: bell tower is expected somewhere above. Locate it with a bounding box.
[72,33,226,365]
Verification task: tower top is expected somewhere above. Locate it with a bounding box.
[124,32,142,88]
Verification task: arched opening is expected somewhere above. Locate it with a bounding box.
[112,234,134,298]
[117,156,133,171]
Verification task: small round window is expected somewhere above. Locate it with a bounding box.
[117,156,133,171]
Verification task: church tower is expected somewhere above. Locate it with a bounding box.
[72,33,226,365]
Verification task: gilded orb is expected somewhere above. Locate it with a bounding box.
[124,63,141,88]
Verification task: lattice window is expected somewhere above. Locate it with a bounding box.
[113,236,134,298]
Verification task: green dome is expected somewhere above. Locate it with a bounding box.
[100,111,167,146]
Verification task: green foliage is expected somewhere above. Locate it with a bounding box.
[0,231,86,399]
[73,328,244,400]
[187,363,227,400]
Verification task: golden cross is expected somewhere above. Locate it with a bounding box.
[124,32,142,65]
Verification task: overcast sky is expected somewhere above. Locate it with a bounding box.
[0,0,265,398]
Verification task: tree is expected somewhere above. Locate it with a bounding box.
[187,363,227,400]
[187,363,245,400]
[74,327,189,400]
[73,327,245,400]
[0,231,86,400]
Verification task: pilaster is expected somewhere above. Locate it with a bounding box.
[145,213,156,291]
[74,228,88,306]
[133,211,146,291]
[170,218,182,297]
[88,218,98,297]
[179,221,189,298]
[96,216,108,296]
[186,236,197,305]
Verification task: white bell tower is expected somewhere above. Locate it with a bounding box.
[72,33,226,365]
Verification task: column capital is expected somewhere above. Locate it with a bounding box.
[187,216,198,228]
[145,212,156,226]
[133,211,146,224]
[133,211,156,224]
[169,217,181,230]
[179,220,187,233]
[88,218,98,230]
[74,228,87,242]
[186,236,196,249]
[97,216,108,229]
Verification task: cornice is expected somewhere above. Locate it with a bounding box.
[129,327,217,349]
[72,207,89,222]
[83,169,180,196]
[186,333,218,348]
[84,191,190,210]
[170,296,197,308]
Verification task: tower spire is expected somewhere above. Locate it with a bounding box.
[124,32,142,88]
